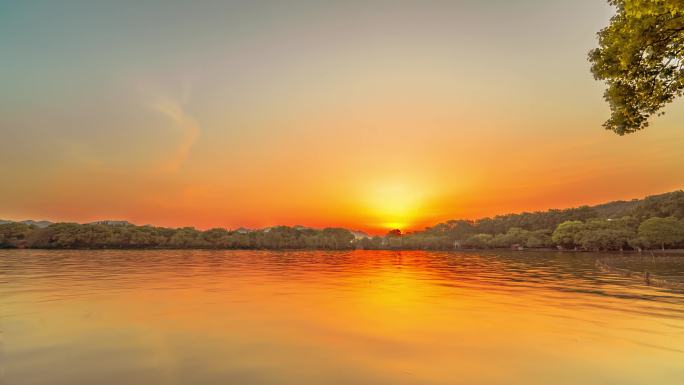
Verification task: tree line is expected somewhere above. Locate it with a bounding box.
[0,223,356,250]
[1,190,683,251]
[372,190,684,251]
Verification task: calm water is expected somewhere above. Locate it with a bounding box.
[2,250,683,385]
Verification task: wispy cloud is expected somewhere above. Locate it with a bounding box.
[153,97,200,173]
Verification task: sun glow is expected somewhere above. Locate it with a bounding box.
[382,222,407,230]
[364,180,428,231]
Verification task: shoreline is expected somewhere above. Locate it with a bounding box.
[3,247,684,254]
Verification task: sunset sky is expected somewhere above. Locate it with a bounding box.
[1,0,683,234]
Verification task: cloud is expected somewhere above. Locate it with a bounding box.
[153,97,200,173]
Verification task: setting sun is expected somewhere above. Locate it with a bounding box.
[363,180,430,231]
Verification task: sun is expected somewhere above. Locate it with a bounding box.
[382,221,407,230]
[364,180,426,231]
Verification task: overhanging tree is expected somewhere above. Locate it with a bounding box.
[589,0,684,134]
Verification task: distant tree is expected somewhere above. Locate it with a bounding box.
[490,227,529,248]
[79,224,114,247]
[357,236,383,250]
[524,229,553,248]
[202,228,230,247]
[386,229,402,237]
[589,0,684,134]
[576,218,636,251]
[463,234,493,249]
[47,223,83,248]
[25,226,55,248]
[637,216,684,250]
[552,221,585,249]
[126,227,155,247]
[0,223,32,247]
[317,228,355,249]
[168,227,204,248]
[444,220,476,239]
[628,236,648,251]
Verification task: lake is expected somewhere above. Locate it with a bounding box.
[2,250,683,385]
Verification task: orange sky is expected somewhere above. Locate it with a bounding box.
[1,1,683,234]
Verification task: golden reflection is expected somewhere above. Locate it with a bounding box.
[3,250,684,385]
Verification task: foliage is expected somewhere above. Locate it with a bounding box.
[462,234,494,249]
[0,223,356,250]
[524,229,554,248]
[589,0,684,134]
[637,216,684,249]
[386,229,402,237]
[631,190,684,219]
[490,227,529,248]
[356,236,384,250]
[551,221,585,249]
[0,222,33,248]
[576,218,636,251]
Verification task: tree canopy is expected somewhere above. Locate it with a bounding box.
[636,216,684,250]
[589,0,684,134]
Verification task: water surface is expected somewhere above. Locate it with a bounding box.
[2,250,683,385]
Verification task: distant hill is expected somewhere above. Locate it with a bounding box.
[0,219,53,228]
[0,219,131,228]
[588,190,684,219]
[88,220,133,226]
[234,227,253,234]
[418,189,684,237]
